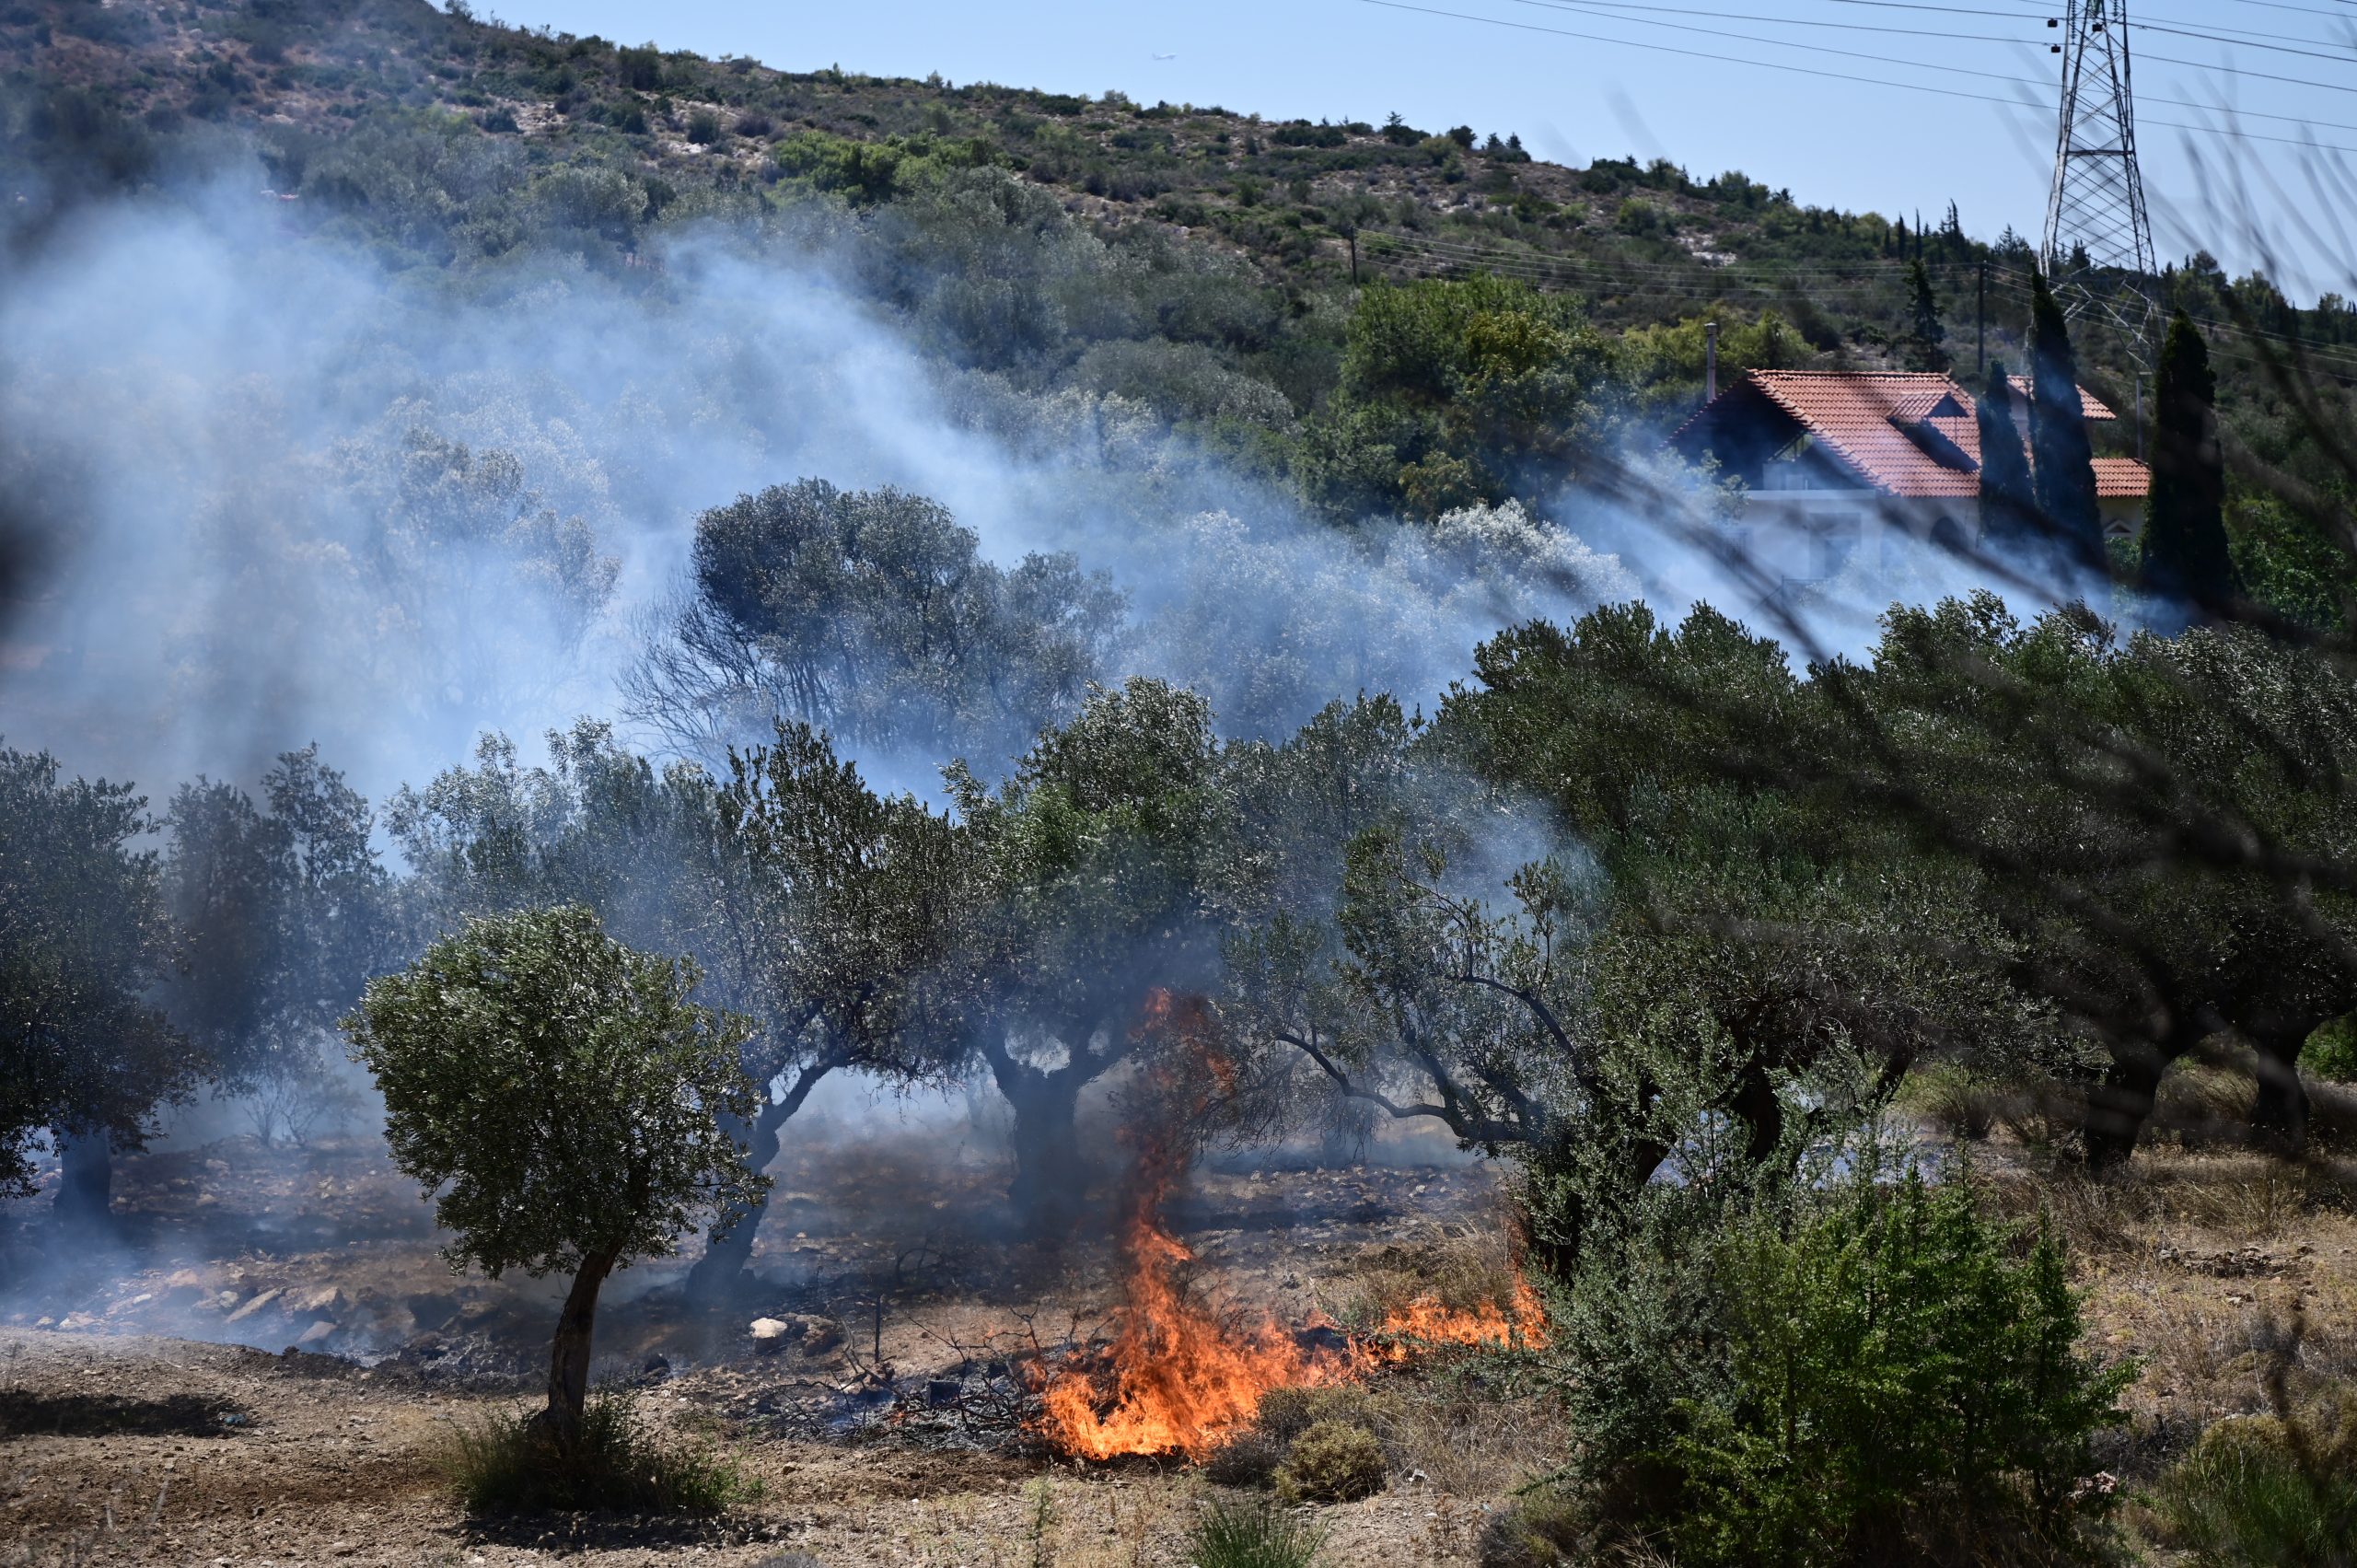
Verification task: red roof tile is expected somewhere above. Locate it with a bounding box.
[2093,458,2149,499]
[2010,374,2117,422]
[1686,369,2147,502]
[1745,370,1984,498]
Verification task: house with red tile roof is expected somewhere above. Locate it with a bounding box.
[1669,369,2150,584]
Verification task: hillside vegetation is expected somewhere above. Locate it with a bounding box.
[4,0,2351,619]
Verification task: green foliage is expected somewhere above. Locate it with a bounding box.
[0,745,188,1196]
[1907,258,1947,370]
[2303,1017,2357,1083]
[1186,1494,1329,1568]
[2143,309,2236,616]
[771,127,997,203]
[1274,1420,1388,1504]
[440,1390,761,1515]
[1474,1492,1588,1568]
[2228,488,2351,631]
[344,904,762,1284]
[161,747,398,1106]
[1978,358,2038,547]
[2151,1410,2357,1567]
[1618,308,1814,419]
[630,478,1125,767]
[1563,1156,2130,1566]
[2028,269,2104,577]
[1309,274,1615,517]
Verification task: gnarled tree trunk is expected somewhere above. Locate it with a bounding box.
[539,1247,619,1438]
[52,1130,112,1224]
[1002,1064,1086,1237]
[686,1060,835,1301]
[2248,1026,2313,1158]
[2083,1038,2187,1173]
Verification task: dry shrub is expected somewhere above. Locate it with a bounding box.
[1983,1148,2355,1258]
[1380,1373,1571,1497]
[2312,1079,2357,1150]
[2152,1062,2258,1150]
[2150,1409,2357,1566]
[1274,1419,1387,1504]
[1329,1227,1527,1330]
[1186,1493,1329,1568]
[1253,1382,1399,1446]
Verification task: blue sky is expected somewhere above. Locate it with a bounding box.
[494,0,2355,298]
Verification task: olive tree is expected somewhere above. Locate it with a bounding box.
[623,478,1127,770]
[345,905,762,1434]
[948,677,1229,1232]
[0,745,188,1213]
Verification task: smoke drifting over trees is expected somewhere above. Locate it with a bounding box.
[8,8,2357,1555]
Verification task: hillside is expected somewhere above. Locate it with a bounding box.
[2,0,2351,617]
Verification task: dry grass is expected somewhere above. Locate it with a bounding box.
[1381,1376,1570,1499]
[1321,1218,1533,1331]
[1958,1137,2357,1527]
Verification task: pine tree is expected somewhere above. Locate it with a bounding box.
[2028,270,2106,580]
[1908,260,1948,370]
[2141,310,2235,615]
[1976,359,2037,547]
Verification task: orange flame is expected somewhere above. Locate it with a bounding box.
[1376,1275,1550,1357]
[1031,993,1549,1460]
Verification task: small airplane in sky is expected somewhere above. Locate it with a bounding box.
[1153,52,1178,61]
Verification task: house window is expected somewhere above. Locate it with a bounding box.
[1810,513,1862,578]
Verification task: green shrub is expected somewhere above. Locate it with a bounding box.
[1560,1157,2131,1566]
[1250,1384,1390,1446]
[1186,1493,1329,1568]
[2152,1409,2357,1566]
[1274,1420,1387,1504]
[440,1391,760,1515]
[1475,1491,1588,1568]
[1897,1061,2000,1141]
[685,109,725,145]
[2304,1016,2357,1083]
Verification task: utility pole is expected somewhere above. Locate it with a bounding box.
[2042,0,2159,364]
[1705,320,1719,403]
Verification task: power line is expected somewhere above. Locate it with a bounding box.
[1357,0,2357,152]
[1504,0,2357,103]
[1562,0,2357,61]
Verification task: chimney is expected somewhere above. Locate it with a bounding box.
[1704,320,1719,404]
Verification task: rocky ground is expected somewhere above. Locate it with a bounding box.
[0,1103,1553,1565]
[3,1098,2352,1565]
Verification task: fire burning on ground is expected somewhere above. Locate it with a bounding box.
[1035,992,1548,1461]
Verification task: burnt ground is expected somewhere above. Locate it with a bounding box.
[4,1097,2354,1565]
[0,1104,1555,1565]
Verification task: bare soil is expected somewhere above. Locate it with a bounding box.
[0,1111,1551,1565]
[6,1104,2351,1566]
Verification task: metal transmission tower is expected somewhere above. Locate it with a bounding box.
[2041,0,2159,360]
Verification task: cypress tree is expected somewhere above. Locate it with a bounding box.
[1976,359,2037,547]
[2141,310,2235,615]
[1908,260,1947,370]
[2028,269,2106,579]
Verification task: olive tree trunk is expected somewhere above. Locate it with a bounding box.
[1003,1066,1086,1236]
[539,1248,619,1437]
[2248,1026,2313,1157]
[686,1060,835,1301]
[52,1130,112,1224]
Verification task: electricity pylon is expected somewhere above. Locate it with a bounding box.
[2041,0,2159,363]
